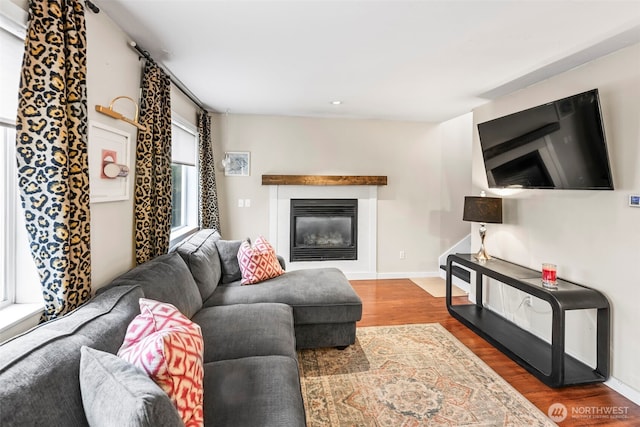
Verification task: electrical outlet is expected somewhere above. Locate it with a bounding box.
[237,199,244,208]
[245,199,251,208]
[399,250,406,260]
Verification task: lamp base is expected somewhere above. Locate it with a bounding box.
[474,246,491,262]
[474,223,491,262]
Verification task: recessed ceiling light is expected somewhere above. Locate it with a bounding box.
[330,100,342,105]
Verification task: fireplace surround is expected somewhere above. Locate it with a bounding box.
[290,199,357,262]
[266,176,385,278]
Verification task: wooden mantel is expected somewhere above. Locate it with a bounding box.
[262,174,387,186]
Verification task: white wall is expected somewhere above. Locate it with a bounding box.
[86,10,142,288]
[472,44,640,398]
[212,113,471,276]
[439,113,473,254]
[86,10,198,290]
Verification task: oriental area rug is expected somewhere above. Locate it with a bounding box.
[298,323,556,427]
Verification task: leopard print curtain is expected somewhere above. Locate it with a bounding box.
[15,0,92,321]
[197,111,220,230]
[134,62,172,265]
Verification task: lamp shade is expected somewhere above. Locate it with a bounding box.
[463,196,503,224]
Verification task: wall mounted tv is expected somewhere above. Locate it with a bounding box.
[477,89,614,189]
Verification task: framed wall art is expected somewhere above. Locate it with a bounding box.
[88,121,131,203]
[223,151,250,176]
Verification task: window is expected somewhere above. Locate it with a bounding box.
[0,123,14,307]
[1,4,41,316]
[170,115,198,242]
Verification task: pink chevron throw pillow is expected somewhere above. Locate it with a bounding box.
[118,298,204,427]
[237,236,285,285]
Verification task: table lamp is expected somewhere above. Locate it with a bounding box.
[463,194,503,261]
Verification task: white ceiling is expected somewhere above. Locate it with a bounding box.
[97,0,640,122]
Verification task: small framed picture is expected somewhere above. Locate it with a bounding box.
[224,151,250,176]
[88,121,131,203]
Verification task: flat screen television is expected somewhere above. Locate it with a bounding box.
[477,89,614,189]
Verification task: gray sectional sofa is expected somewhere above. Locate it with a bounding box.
[173,229,363,349]
[0,229,362,426]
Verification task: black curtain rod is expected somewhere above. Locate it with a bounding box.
[85,1,100,14]
[129,41,208,113]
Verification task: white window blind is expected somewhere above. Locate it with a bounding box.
[171,122,196,166]
[0,27,23,121]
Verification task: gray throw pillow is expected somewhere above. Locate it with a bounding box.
[174,229,223,301]
[79,346,184,427]
[215,239,243,283]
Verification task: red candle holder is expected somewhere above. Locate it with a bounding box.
[542,263,557,288]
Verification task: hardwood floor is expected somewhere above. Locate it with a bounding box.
[350,278,640,426]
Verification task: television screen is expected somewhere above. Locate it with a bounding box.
[477,89,614,189]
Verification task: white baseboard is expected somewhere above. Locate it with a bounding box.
[605,376,640,406]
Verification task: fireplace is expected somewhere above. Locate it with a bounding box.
[290,199,357,262]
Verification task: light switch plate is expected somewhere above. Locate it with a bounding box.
[629,195,640,207]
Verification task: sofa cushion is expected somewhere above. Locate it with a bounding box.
[203,356,306,427]
[110,252,202,318]
[237,236,285,285]
[173,229,222,301]
[204,268,362,325]
[118,299,204,427]
[214,239,243,283]
[0,285,144,427]
[191,303,296,363]
[79,346,184,427]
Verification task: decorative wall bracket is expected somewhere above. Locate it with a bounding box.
[95,96,146,131]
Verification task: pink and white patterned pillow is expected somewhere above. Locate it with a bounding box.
[237,236,285,285]
[118,298,204,427]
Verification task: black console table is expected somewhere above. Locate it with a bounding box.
[446,254,610,388]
